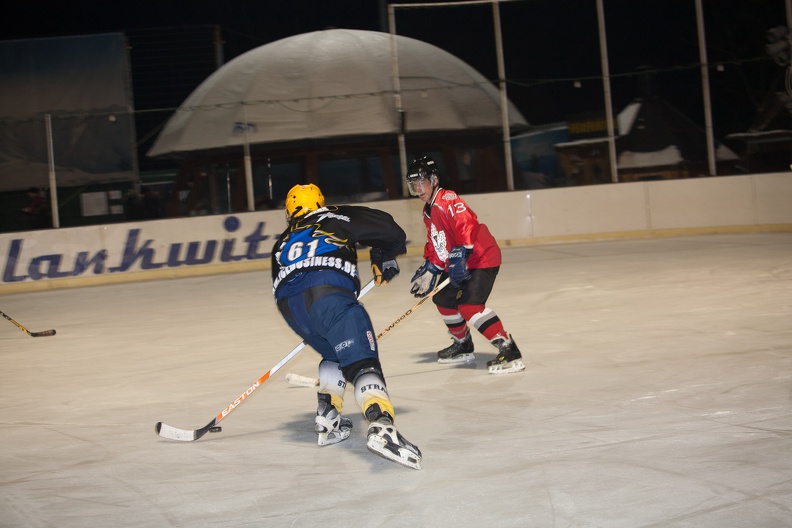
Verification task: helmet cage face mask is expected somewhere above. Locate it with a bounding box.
[407,174,437,196]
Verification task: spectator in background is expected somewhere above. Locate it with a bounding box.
[22,187,50,229]
[141,186,163,219]
[125,189,145,220]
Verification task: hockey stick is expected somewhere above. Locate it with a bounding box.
[0,309,56,337]
[285,277,452,387]
[155,278,377,442]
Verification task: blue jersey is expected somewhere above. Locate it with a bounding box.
[271,205,406,299]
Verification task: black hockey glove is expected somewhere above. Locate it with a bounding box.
[371,248,400,286]
[409,260,442,297]
[447,246,472,288]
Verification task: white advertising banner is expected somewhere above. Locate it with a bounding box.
[1,173,790,293]
[1,210,285,288]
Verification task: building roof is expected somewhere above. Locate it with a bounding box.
[149,29,529,157]
[619,96,738,168]
[556,96,738,169]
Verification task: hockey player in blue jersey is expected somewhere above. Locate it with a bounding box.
[271,183,422,469]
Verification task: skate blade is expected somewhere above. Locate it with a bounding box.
[437,353,476,364]
[366,435,422,470]
[487,358,526,375]
[317,428,352,446]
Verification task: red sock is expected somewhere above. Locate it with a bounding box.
[437,306,469,340]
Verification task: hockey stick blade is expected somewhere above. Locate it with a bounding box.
[155,279,376,442]
[154,342,305,441]
[285,373,319,387]
[30,329,57,337]
[285,278,451,388]
[1,310,56,338]
[156,420,218,442]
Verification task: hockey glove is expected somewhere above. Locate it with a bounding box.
[447,246,472,288]
[409,260,442,298]
[371,248,400,286]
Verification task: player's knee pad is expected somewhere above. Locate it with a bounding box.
[341,357,383,385]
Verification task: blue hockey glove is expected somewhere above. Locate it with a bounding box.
[371,248,400,286]
[447,246,472,287]
[409,260,442,298]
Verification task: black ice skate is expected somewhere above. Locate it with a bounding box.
[487,335,526,375]
[315,393,352,446]
[364,404,422,470]
[436,331,475,364]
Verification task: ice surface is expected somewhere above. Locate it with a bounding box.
[1,233,791,527]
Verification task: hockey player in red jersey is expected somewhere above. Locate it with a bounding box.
[406,156,525,375]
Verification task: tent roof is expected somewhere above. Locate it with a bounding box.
[556,96,738,169]
[148,29,528,157]
[616,96,738,167]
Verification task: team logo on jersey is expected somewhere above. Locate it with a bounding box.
[315,211,351,223]
[366,330,375,350]
[430,224,448,262]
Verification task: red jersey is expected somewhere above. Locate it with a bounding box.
[421,188,501,270]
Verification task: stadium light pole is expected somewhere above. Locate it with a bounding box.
[492,0,515,190]
[695,0,717,176]
[387,3,410,198]
[596,0,619,183]
[789,0,792,31]
[242,105,255,212]
[389,0,516,194]
[45,114,60,228]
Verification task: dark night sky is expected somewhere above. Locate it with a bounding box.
[2,0,789,139]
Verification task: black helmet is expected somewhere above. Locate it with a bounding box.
[406,156,440,197]
[406,156,438,182]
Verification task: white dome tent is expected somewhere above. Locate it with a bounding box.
[148,29,528,208]
[149,29,527,153]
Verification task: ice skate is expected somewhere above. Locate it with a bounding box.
[436,331,475,364]
[487,335,526,375]
[315,393,352,446]
[365,404,422,470]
